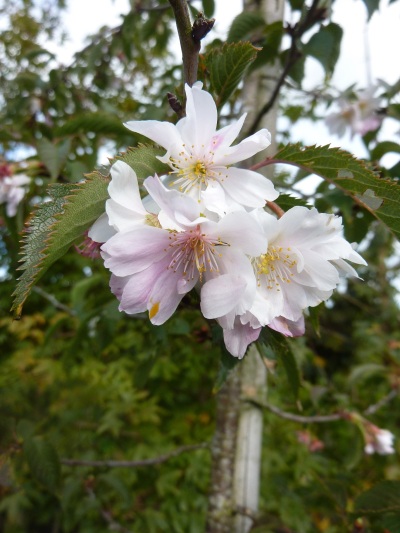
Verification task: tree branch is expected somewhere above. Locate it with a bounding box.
[32,286,76,316]
[246,0,326,135]
[168,0,200,87]
[243,387,398,424]
[62,442,209,468]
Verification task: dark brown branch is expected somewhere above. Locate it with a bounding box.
[62,442,209,468]
[247,0,326,135]
[168,0,200,87]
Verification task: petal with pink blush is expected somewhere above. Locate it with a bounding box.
[223,320,261,359]
[216,129,271,166]
[102,227,169,276]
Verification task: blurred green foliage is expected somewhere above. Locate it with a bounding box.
[1,0,400,531]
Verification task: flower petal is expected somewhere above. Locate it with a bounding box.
[177,83,218,149]
[215,128,271,166]
[200,273,248,319]
[102,227,169,276]
[223,319,261,358]
[211,113,246,150]
[124,119,182,152]
[89,212,116,243]
[223,167,279,207]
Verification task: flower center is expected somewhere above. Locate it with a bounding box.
[255,246,297,291]
[166,225,226,282]
[167,144,228,200]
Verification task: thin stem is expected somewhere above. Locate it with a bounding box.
[62,442,209,468]
[32,286,76,316]
[244,387,398,424]
[168,0,200,87]
[266,200,285,218]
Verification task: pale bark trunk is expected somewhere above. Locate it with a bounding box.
[206,1,284,531]
[206,367,241,532]
[233,346,267,532]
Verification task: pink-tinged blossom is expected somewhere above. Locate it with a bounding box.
[101,176,267,357]
[124,82,278,213]
[326,86,383,138]
[364,425,395,455]
[0,173,30,217]
[247,206,366,327]
[88,160,154,244]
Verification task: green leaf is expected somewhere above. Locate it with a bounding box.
[11,182,76,318]
[12,175,108,318]
[205,42,259,107]
[303,23,343,74]
[360,0,380,20]
[23,436,61,492]
[354,481,400,514]
[11,145,168,318]
[272,144,400,240]
[371,140,400,161]
[202,0,215,18]
[275,193,310,211]
[115,144,170,181]
[36,138,71,180]
[227,12,265,43]
[381,513,400,533]
[55,112,129,137]
[261,329,301,399]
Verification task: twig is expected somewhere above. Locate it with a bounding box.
[32,286,76,316]
[266,200,285,218]
[245,398,344,423]
[168,0,200,87]
[244,387,398,424]
[62,442,209,468]
[363,388,398,415]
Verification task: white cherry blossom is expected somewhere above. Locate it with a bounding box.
[248,206,367,327]
[364,426,395,455]
[0,173,30,217]
[124,82,278,213]
[100,175,267,356]
[89,160,156,244]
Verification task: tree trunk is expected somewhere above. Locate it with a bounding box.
[206,1,285,531]
[206,367,241,532]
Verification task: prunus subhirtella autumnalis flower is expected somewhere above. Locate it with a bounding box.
[228,207,367,355]
[325,86,382,138]
[88,160,153,243]
[89,82,368,358]
[99,172,267,355]
[0,164,30,217]
[124,82,278,214]
[246,206,367,328]
[364,426,395,455]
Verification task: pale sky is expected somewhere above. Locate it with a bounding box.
[50,0,399,168]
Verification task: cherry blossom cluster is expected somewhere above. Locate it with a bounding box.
[90,83,366,358]
[325,86,383,138]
